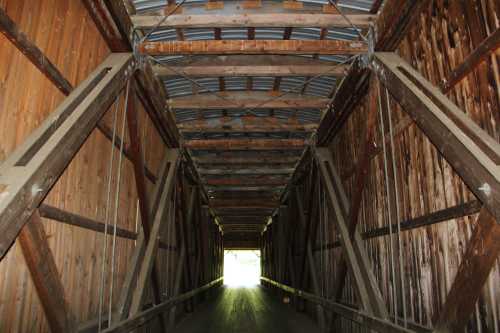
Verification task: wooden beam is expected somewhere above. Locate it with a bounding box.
[372,52,500,223]
[317,200,483,251]
[184,138,306,150]
[169,91,329,109]
[199,168,294,175]
[0,8,73,95]
[205,176,288,186]
[19,212,77,332]
[207,185,284,192]
[193,154,300,165]
[178,118,317,133]
[114,152,177,325]
[38,204,175,251]
[441,27,500,93]
[129,152,179,318]
[154,64,346,78]
[433,208,500,332]
[210,199,279,209]
[139,40,368,56]
[0,54,133,259]
[132,13,375,29]
[154,55,347,77]
[316,147,388,318]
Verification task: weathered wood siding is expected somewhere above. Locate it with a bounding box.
[324,0,499,331]
[0,0,179,331]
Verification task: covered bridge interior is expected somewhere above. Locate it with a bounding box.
[0,0,499,332]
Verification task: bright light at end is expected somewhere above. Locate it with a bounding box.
[224,250,261,287]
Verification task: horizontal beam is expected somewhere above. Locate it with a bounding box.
[205,177,288,186]
[140,40,368,56]
[0,7,73,95]
[193,155,300,165]
[207,185,284,191]
[441,27,500,93]
[169,91,329,109]
[132,14,375,29]
[184,138,306,150]
[39,204,176,251]
[210,199,280,209]
[261,277,415,333]
[0,53,134,259]
[199,168,294,175]
[178,117,317,133]
[153,55,348,78]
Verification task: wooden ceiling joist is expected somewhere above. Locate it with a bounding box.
[200,168,294,175]
[140,40,368,56]
[193,155,300,165]
[153,55,348,78]
[169,91,329,109]
[205,176,288,186]
[184,138,306,150]
[210,199,279,209]
[132,13,375,29]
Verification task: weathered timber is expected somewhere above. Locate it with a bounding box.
[132,13,375,29]
[154,54,347,76]
[0,53,134,259]
[139,40,368,56]
[210,199,280,209]
[199,168,294,175]
[433,208,500,332]
[441,27,500,93]
[38,204,175,251]
[184,139,306,150]
[316,148,388,318]
[19,212,77,332]
[372,52,500,223]
[169,91,329,109]
[178,118,317,133]
[0,7,73,95]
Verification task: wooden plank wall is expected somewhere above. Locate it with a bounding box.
[0,0,183,331]
[322,0,499,331]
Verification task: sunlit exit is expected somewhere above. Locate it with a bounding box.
[223,250,261,287]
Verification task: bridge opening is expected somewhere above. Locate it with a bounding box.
[223,250,261,287]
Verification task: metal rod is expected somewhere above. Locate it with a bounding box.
[385,87,407,326]
[98,97,120,333]
[108,81,131,325]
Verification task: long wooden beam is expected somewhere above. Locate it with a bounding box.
[140,40,368,56]
[132,13,375,29]
[193,155,300,165]
[153,55,348,78]
[19,212,77,332]
[184,138,305,150]
[200,168,294,175]
[441,27,500,93]
[0,7,73,95]
[169,91,329,109]
[433,208,500,332]
[210,199,279,209]
[372,52,500,223]
[205,177,288,186]
[0,54,133,259]
[178,119,317,133]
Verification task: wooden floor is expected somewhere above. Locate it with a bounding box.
[174,285,321,333]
